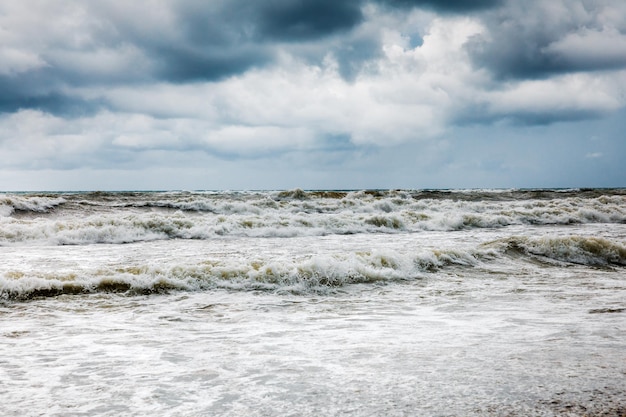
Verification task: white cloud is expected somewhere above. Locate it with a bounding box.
[485,73,624,117]
[0,48,47,76]
[201,125,316,154]
[0,110,108,169]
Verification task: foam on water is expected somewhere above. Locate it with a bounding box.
[2,231,624,300]
[1,190,625,245]
[0,241,487,300]
[1,269,624,416]
[1,189,624,415]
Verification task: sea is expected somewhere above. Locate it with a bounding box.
[1,188,625,416]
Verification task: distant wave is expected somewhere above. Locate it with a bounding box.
[0,194,66,217]
[1,190,625,245]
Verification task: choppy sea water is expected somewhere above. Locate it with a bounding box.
[1,189,625,416]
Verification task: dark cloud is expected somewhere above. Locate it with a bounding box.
[0,92,103,117]
[0,72,105,117]
[92,2,272,83]
[149,44,271,83]
[0,0,369,107]
[375,0,503,13]
[466,30,626,79]
[465,2,626,79]
[256,0,364,41]
[453,104,607,127]
[465,34,561,79]
[130,0,365,81]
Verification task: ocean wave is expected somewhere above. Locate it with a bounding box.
[0,248,486,300]
[0,190,624,245]
[0,205,624,246]
[486,236,626,266]
[3,233,623,300]
[0,194,66,217]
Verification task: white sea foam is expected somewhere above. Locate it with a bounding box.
[0,191,624,245]
[3,231,623,300]
[0,244,487,299]
[1,190,624,416]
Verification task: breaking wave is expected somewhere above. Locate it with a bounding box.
[1,247,488,300]
[1,189,625,245]
[1,189,624,300]
[486,236,626,266]
[0,194,66,217]
[3,234,624,300]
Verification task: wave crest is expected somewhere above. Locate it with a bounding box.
[0,195,66,217]
[1,191,625,244]
[0,248,484,300]
[489,236,626,266]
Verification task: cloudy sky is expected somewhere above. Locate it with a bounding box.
[1,0,625,191]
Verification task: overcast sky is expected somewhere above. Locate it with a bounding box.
[1,0,625,191]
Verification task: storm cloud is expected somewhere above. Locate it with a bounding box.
[376,0,503,13]
[0,0,624,190]
[466,0,626,79]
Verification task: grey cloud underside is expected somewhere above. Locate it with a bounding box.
[375,0,503,12]
[0,74,105,117]
[453,103,609,127]
[0,0,508,98]
[110,0,365,77]
[467,33,626,79]
[0,0,369,115]
[147,0,363,80]
[151,1,366,81]
[1,0,623,128]
[7,0,623,90]
[150,45,271,83]
[466,3,626,79]
[0,92,103,118]
[256,0,364,40]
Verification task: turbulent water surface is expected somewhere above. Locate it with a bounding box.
[1,189,625,416]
